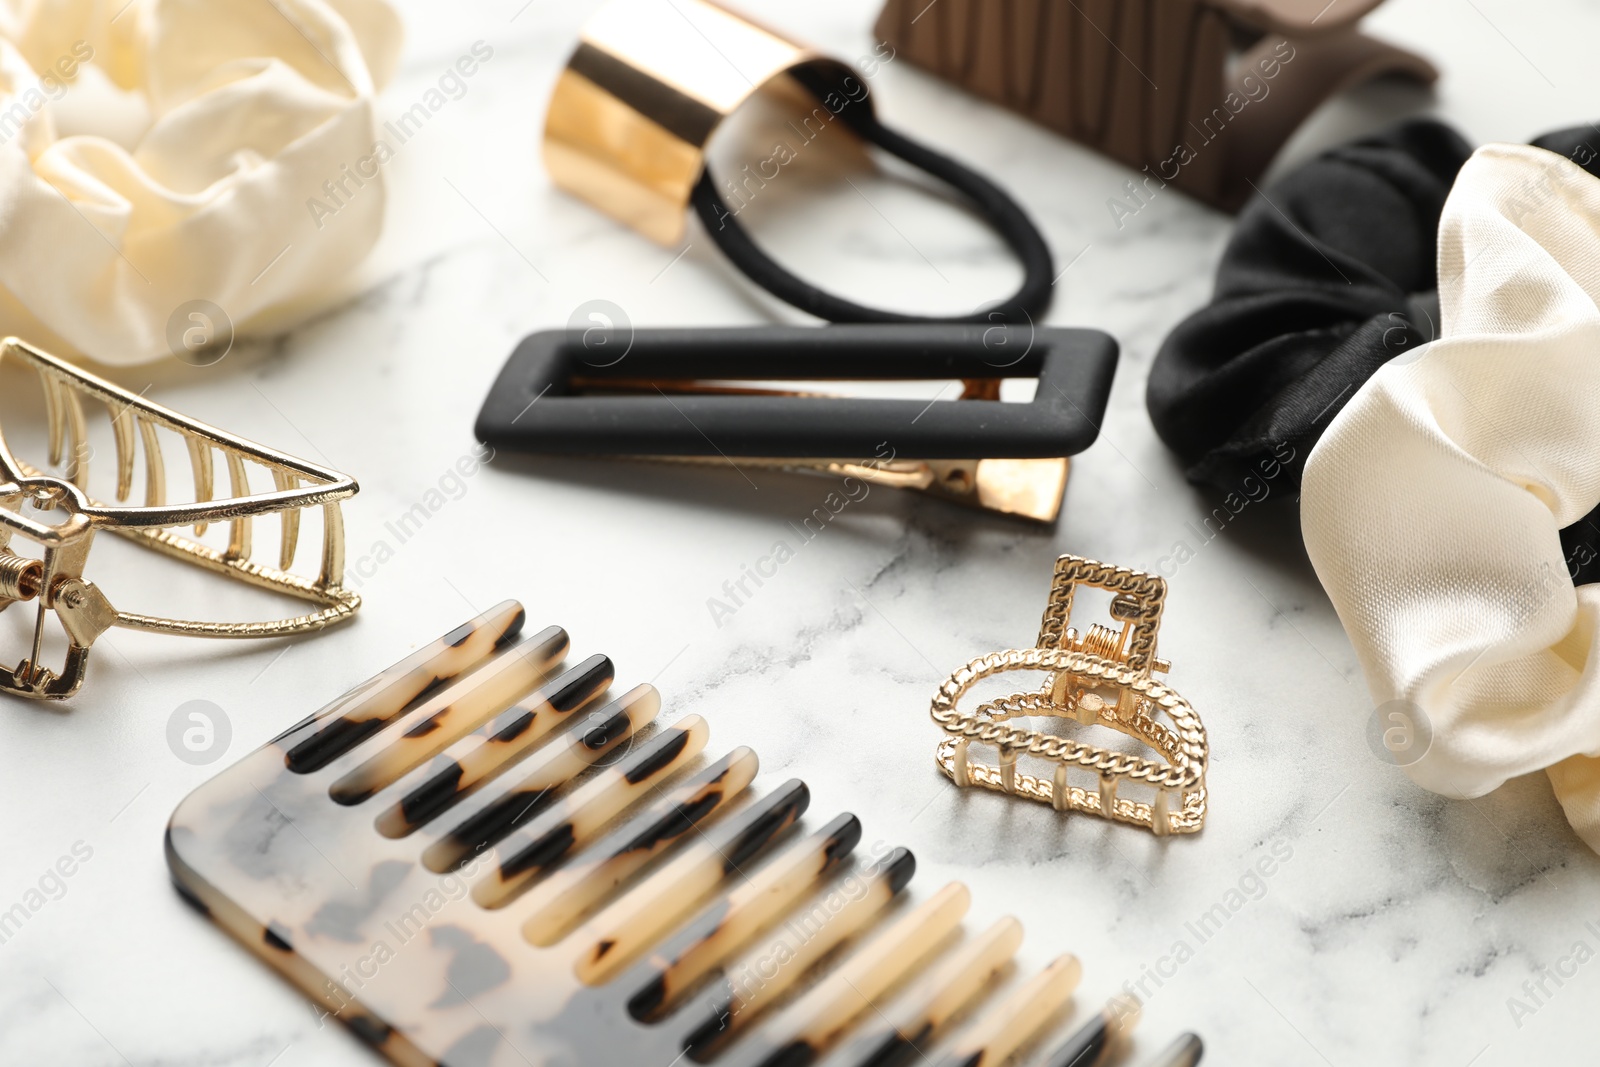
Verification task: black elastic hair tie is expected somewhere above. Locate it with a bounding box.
[691,64,1055,326]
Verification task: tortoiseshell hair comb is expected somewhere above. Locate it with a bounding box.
[0,338,359,699]
[166,603,1199,1067]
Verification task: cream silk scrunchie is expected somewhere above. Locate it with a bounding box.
[0,0,399,366]
[1303,139,1600,851]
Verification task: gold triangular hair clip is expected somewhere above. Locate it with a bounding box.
[930,555,1207,835]
[0,338,360,699]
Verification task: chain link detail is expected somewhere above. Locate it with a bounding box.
[932,555,1206,835]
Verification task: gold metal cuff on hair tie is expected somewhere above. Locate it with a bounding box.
[544,0,868,245]
[0,338,360,699]
[930,555,1208,835]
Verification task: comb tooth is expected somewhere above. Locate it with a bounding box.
[377,673,644,838]
[586,812,859,988]
[110,398,135,500]
[1038,996,1142,1067]
[679,848,917,1059]
[318,501,345,589]
[62,387,89,488]
[138,416,165,507]
[329,644,602,805]
[1134,1032,1204,1067]
[186,438,213,536]
[273,469,299,569]
[224,452,251,559]
[835,916,1024,1067]
[738,882,972,1067]
[282,603,535,773]
[518,764,787,947]
[41,372,64,466]
[437,711,708,878]
[936,953,1084,1067]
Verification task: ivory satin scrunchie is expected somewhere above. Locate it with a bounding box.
[1302,140,1600,852]
[0,0,400,366]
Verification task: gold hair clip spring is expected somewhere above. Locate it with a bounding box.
[930,555,1207,835]
[0,338,360,699]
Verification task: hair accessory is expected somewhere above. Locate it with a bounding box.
[544,0,1055,324]
[477,324,1118,523]
[1139,1031,1205,1067]
[1303,140,1600,854]
[1147,119,1600,577]
[1042,996,1144,1066]
[930,555,1207,834]
[0,0,401,366]
[0,338,359,699]
[1148,118,1469,493]
[873,0,1436,212]
[169,602,1146,1066]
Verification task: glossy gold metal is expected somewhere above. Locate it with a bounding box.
[544,7,1073,519]
[573,375,1072,521]
[651,454,1068,522]
[543,0,866,245]
[0,338,360,699]
[930,555,1208,834]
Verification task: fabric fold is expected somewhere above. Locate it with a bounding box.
[0,0,400,366]
[1303,141,1600,851]
[1148,119,1471,492]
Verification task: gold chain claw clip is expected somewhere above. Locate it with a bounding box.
[930,554,1207,835]
[0,338,360,699]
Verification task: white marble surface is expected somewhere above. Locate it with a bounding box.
[5,1,1600,1065]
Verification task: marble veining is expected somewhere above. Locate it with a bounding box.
[3,1,1600,1065]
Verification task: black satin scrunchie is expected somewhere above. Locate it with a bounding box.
[1148,117,1600,576]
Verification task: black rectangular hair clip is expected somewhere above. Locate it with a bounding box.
[475,324,1117,523]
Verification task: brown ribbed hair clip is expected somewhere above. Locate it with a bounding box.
[874,0,1437,211]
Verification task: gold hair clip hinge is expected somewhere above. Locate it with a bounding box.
[0,338,360,699]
